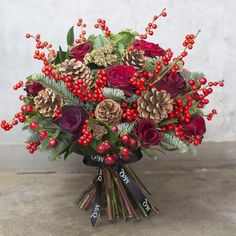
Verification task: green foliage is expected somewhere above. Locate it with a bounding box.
[55,46,67,64]
[180,70,205,82]
[102,87,125,101]
[87,34,96,42]
[31,73,83,105]
[116,122,134,133]
[159,117,178,126]
[142,148,159,160]
[93,35,110,49]
[26,132,41,143]
[67,26,74,46]
[124,94,138,103]
[161,133,197,155]
[111,30,136,47]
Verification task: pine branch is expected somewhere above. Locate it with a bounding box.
[161,133,196,155]
[31,73,83,105]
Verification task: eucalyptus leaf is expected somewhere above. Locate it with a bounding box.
[93,35,110,49]
[67,26,74,46]
[142,148,159,160]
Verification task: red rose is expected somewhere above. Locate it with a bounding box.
[25,81,44,97]
[70,41,93,61]
[156,73,187,98]
[135,119,163,147]
[106,65,136,96]
[182,116,206,137]
[133,39,166,58]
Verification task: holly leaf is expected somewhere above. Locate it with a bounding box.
[67,26,74,46]
[93,35,110,49]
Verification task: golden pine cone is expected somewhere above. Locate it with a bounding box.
[137,88,173,123]
[95,99,122,125]
[60,59,94,86]
[121,49,145,70]
[34,88,64,118]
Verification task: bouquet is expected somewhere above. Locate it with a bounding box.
[1,9,224,226]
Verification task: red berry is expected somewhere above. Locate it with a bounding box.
[199,77,207,85]
[130,138,138,148]
[104,155,116,165]
[29,121,39,130]
[103,141,111,150]
[39,130,48,139]
[97,144,105,154]
[48,138,58,148]
[112,126,118,133]
[162,12,167,17]
[121,147,131,157]
[121,134,130,144]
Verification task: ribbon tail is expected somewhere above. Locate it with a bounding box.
[90,168,103,226]
[118,167,152,216]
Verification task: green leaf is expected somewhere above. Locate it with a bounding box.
[159,118,178,126]
[55,46,67,64]
[69,141,94,156]
[67,26,74,46]
[142,148,159,160]
[112,31,135,47]
[87,34,96,42]
[93,35,110,49]
[102,87,125,101]
[26,132,40,143]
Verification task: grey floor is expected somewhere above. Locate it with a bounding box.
[0,142,236,236]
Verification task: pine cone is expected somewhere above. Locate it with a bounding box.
[60,59,94,86]
[34,88,64,118]
[121,49,145,70]
[137,88,173,123]
[95,99,122,125]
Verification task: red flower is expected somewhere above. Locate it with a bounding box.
[106,65,136,96]
[182,116,206,137]
[70,41,93,61]
[156,73,187,98]
[133,39,166,58]
[25,81,44,97]
[135,119,162,147]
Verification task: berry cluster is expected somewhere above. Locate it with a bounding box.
[92,70,107,102]
[139,9,167,39]
[13,81,24,91]
[97,140,112,154]
[121,101,138,122]
[65,77,92,102]
[94,19,111,37]
[26,141,41,154]
[78,120,93,146]
[75,18,87,44]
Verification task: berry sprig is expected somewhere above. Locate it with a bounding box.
[121,101,138,122]
[26,141,41,154]
[13,81,24,91]
[97,140,112,154]
[65,77,92,102]
[75,18,87,44]
[153,48,174,77]
[152,30,201,85]
[130,71,155,95]
[78,119,93,146]
[206,109,217,121]
[92,70,108,102]
[94,19,111,37]
[139,8,167,40]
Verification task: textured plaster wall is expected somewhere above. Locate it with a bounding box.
[0,0,235,144]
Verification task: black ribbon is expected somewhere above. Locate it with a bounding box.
[90,168,103,227]
[83,148,151,226]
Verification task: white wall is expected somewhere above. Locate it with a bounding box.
[0,0,235,144]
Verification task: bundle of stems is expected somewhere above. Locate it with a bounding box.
[76,165,159,222]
